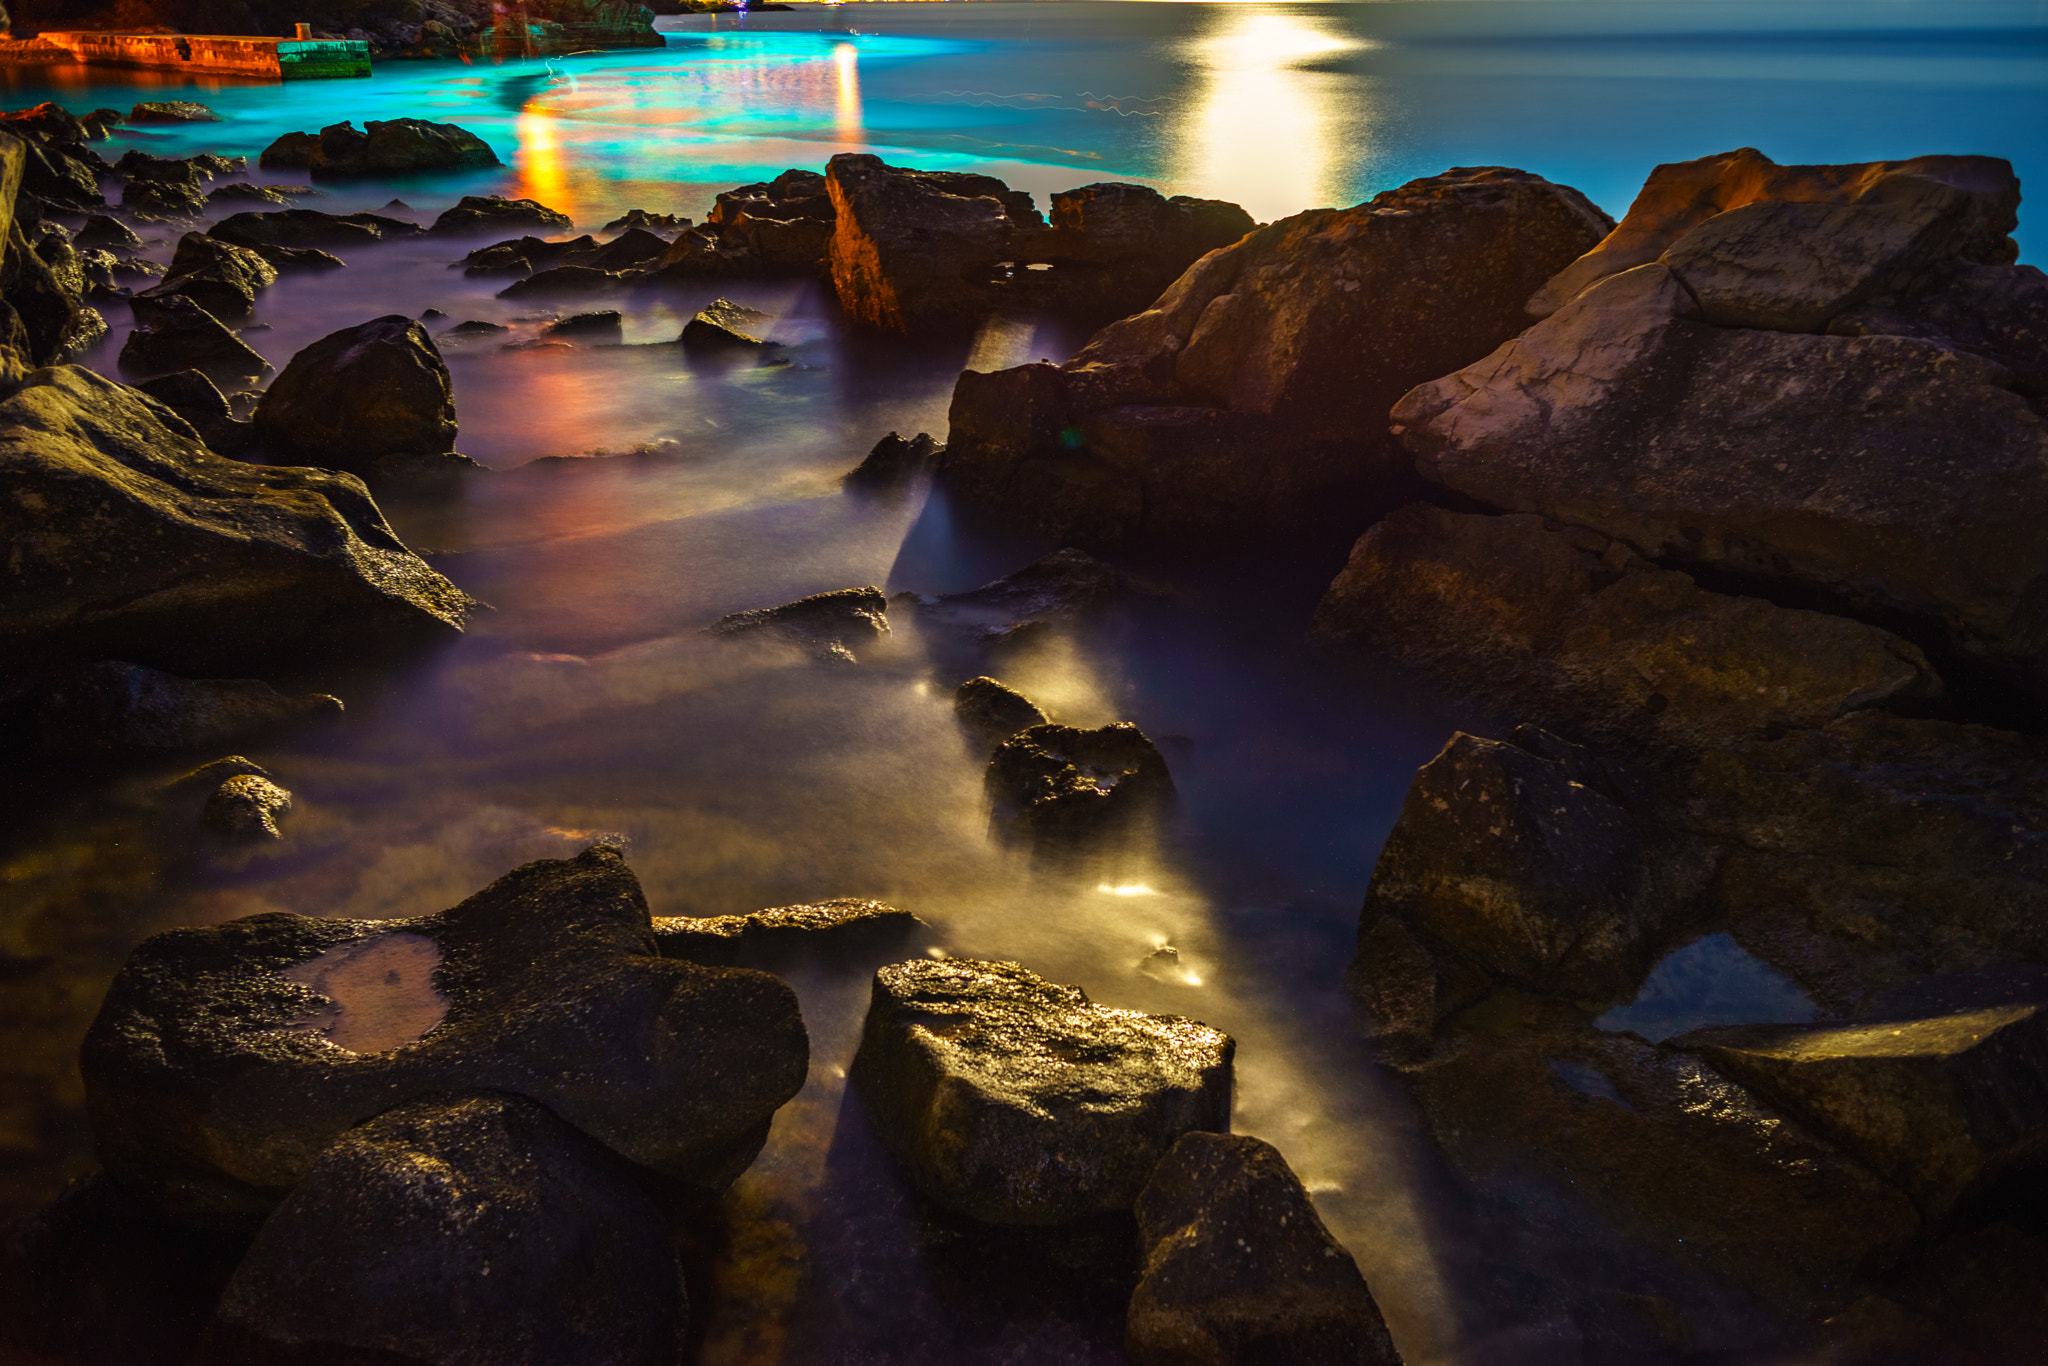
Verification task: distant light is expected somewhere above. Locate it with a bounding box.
[1097,883,1158,896]
[1182,973,1203,987]
[926,946,948,958]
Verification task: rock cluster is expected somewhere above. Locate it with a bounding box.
[257,119,500,179]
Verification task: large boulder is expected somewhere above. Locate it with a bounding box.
[252,315,458,474]
[850,957,1232,1224]
[257,119,500,180]
[825,152,1047,334]
[699,167,835,274]
[940,167,1612,547]
[81,845,809,1232]
[202,1092,686,1366]
[1128,1132,1401,1366]
[135,232,277,321]
[0,365,473,680]
[1012,182,1255,324]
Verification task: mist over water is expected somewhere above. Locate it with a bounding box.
[2,3,2043,1360]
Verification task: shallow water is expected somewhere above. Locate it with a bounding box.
[2,2,2042,1361]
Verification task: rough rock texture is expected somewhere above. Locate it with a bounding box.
[136,232,277,321]
[941,167,1612,546]
[497,263,632,298]
[130,101,220,124]
[954,676,1049,745]
[709,585,888,662]
[987,722,1175,849]
[253,315,457,473]
[134,368,249,451]
[825,152,1047,334]
[908,547,1122,651]
[13,660,339,753]
[81,845,809,1232]
[1396,259,2048,687]
[1311,504,1943,754]
[696,167,835,275]
[843,430,942,491]
[679,296,770,351]
[0,365,473,680]
[257,119,500,180]
[1675,1001,2048,1225]
[428,193,570,236]
[209,209,414,251]
[851,957,1232,1224]
[118,293,270,384]
[1529,149,2020,317]
[203,773,294,841]
[653,899,922,968]
[1128,1133,1401,1366]
[541,309,622,339]
[202,1092,685,1366]
[1006,182,1254,325]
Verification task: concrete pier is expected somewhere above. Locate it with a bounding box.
[34,31,370,79]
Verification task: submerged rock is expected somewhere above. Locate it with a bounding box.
[428,193,571,236]
[678,296,770,351]
[253,315,458,475]
[130,101,220,124]
[203,773,295,841]
[1128,1132,1402,1366]
[81,845,809,1232]
[986,722,1174,849]
[851,957,1232,1224]
[257,119,500,180]
[0,365,473,679]
[653,898,922,968]
[13,660,339,754]
[953,676,1049,746]
[709,585,889,662]
[843,430,942,491]
[203,1092,685,1366]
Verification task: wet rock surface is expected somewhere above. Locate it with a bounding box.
[850,957,1233,1224]
[201,1092,686,1366]
[252,314,458,474]
[679,296,771,351]
[257,119,500,180]
[202,773,294,842]
[709,585,889,661]
[136,232,277,321]
[1128,1132,1401,1366]
[118,293,270,384]
[953,676,1050,746]
[843,429,942,491]
[987,722,1174,849]
[9,660,339,754]
[427,193,570,236]
[653,898,922,968]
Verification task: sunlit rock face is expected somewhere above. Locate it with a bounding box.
[942,167,1612,548]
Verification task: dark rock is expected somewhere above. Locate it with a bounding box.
[542,308,622,339]
[202,1092,686,1366]
[825,152,1045,334]
[73,213,140,252]
[653,898,923,968]
[1012,182,1255,324]
[1831,260,2048,400]
[13,660,340,753]
[914,547,1121,645]
[120,172,207,221]
[203,182,300,209]
[1128,1132,1401,1366]
[203,773,294,841]
[709,585,888,662]
[705,167,836,274]
[954,675,1048,745]
[81,845,809,1232]
[942,167,1612,548]
[844,430,941,490]
[496,263,631,297]
[135,367,250,450]
[0,365,474,679]
[429,193,572,236]
[851,957,1232,1224]
[257,119,500,180]
[679,296,770,350]
[118,293,270,384]
[129,101,221,124]
[4,210,94,368]
[136,231,278,321]
[986,722,1174,849]
[603,207,688,234]
[1808,1223,2048,1366]
[651,223,760,279]
[210,208,408,251]
[587,225,669,270]
[253,314,457,474]
[19,138,102,209]
[438,318,508,343]
[1,102,87,144]
[243,242,343,272]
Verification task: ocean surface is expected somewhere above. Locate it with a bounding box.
[1,4,2041,1362]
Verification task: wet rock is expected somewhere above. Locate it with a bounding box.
[119,167,208,221]
[135,231,277,321]
[942,167,1612,547]
[653,898,922,968]
[243,242,343,273]
[1311,504,1943,753]
[843,430,942,491]
[987,722,1174,848]
[825,152,1047,334]
[1013,182,1255,324]
[257,119,500,180]
[428,192,571,236]
[603,207,688,234]
[135,368,248,450]
[497,262,632,297]
[709,585,888,661]
[851,957,1232,1224]
[1,102,88,144]
[81,845,809,1232]
[954,676,1048,745]
[210,208,412,251]
[704,167,836,274]
[203,182,301,209]
[912,548,1122,653]
[73,213,140,252]
[1674,995,2048,1224]
[203,773,294,841]
[253,314,458,474]
[202,1092,685,1366]
[1808,1223,2048,1366]
[119,293,270,384]
[129,101,221,124]
[13,660,339,754]
[679,296,770,350]
[652,223,761,279]
[1529,149,2021,318]
[541,308,623,339]
[1128,1132,1401,1366]
[0,365,474,678]
[437,318,508,343]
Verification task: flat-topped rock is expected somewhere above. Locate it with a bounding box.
[653,898,921,968]
[850,957,1232,1224]
[429,194,571,236]
[209,209,411,251]
[709,585,889,662]
[258,119,500,180]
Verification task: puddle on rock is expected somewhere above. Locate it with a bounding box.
[282,932,451,1054]
[1595,933,1818,1043]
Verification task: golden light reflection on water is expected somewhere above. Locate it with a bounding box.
[1170,7,1374,223]
[834,41,863,143]
[514,99,574,222]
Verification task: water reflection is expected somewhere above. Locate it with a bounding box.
[834,40,864,142]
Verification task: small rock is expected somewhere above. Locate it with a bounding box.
[923,547,1120,639]
[851,957,1233,1223]
[604,208,689,234]
[542,309,623,339]
[497,264,633,298]
[203,773,294,841]
[1128,1132,1402,1366]
[137,231,278,321]
[420,307,445,320]
[709,585,889,661]
[653,898,922,968]
[437,318,510,344]
[429,193,572,236]
[129,101,222,123]
[73,214,141,252]
[986,722,1174,849]
[843,430,942,490]
[953,675,1048,745]
[679,296,771,350]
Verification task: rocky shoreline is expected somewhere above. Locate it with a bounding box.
[0,88,2043,1366]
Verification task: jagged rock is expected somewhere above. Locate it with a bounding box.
[203,182,300,209]
[120,166,208,221]
[702,167,835,274]
[0,365,473,678]
[1,103,87,144]
[1312,504,1943,753]
[851,957,1232,1224]
[73,213,139,252]
[1128,1132,1401,1366]
[119,293,270,384]
[203,773,294,841]
[210,208,413,251]
[6,209,94,367]
[954,676,1048,745]
[541,309,623,339]
[129,101,220,124]
[19,139,102,208]
[244,242,343,273]
[709,585,888,662]
[652,224,760,279]
[1012,182,1254,323]
[253,314,457,474]
[603,208,688,234]
[136,232,278,321]
[1831,261,2048,401]
[257,119,500,180]
[428,193,571,236]
[825,153,1047,333]
[679,296,769,350]
[941,167,1612,546]
[653,899,922,968]
[843,430,942,490]
[81,845,809,1232]
[13,660,339,753]
[497,263,631,298]
[987,722,1174,849]
[461,230,663,277]
[1529,149,2021,317]
[201,1093,686,1366]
